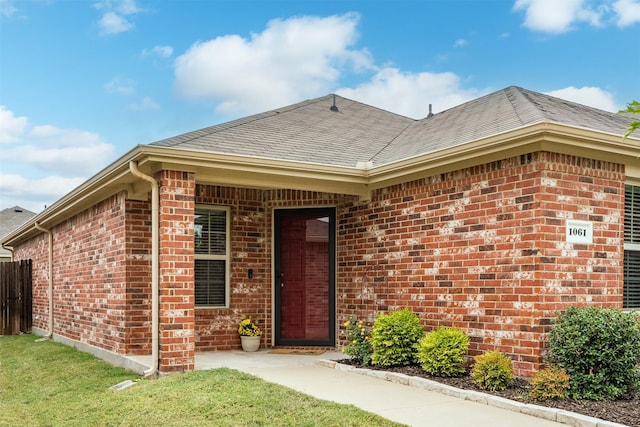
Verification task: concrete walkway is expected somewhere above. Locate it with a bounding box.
[199,350,569,427]
[127,350,618,427]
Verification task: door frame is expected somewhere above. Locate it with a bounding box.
[273,207,336,347]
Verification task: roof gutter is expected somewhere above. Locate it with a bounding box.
[129,161,159,378]
[1,146,149,248]
[33,222,53,340]
[364,122,640,192]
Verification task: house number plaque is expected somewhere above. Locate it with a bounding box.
[566,220,593,244]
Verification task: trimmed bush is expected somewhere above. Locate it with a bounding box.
[529,367,571,401]
[341,317,373,365]
[547,306,640,400]
[471,350,514,391]
[417,327,469,377]
[371,308,424,367]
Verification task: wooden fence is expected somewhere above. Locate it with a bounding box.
[0,260,32,335]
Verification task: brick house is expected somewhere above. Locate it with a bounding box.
[3,86,639,376]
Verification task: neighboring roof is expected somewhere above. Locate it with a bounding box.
[151,86,636,168]
[0,206,37,256]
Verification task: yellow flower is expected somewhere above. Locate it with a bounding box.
[238,317,262,336]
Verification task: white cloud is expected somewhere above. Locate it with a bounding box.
[98,11,132,35]
[337,68,484,119]
[94,0,140,14]
[94,0,141,35]
[614,0,640,26]
[546,86,618,111]
[513,0,598,33]
[454,39,468,48]
[13,126,115,175]
[5,142,114,176]
[0,106,27,143]
[513,0,639,33]
[129,96,160,111]
[174,13,374,115]
[0,173,86,213]
[0,0,16,17]
[104,75,135,95]
[0,108,116,211]
[142,45,174,58]
[115,0,141,15]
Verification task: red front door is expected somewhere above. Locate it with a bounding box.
[275,208,335,346]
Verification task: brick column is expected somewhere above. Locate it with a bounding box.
[158,170,195,372]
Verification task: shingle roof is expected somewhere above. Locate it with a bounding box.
[150,86,636,168]
[151,95,413,168]
[373,86,634,165]
[0,206,37,257]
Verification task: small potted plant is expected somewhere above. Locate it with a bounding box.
[238,317,262,352]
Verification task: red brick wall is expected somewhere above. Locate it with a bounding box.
[158,170,196,372]
[14,193,129,352]
[337,152,624,375]
[14,233,49,332]
[194,186,351,350]
[13,194,154,355]
[124,199,152,354]
[194,186,268,351]
[11,151,626,376]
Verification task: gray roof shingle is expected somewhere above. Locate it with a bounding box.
[151,95,413,167]
[150,86,636,168]
[0,206,37,257]
[372,87,634,165]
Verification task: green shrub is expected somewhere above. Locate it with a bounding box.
[417,327,469,377]
[371,308,424,367]
[529,367,571,401]
[471,350,514,391]
[341,316,373,365]
[547,306,640,400]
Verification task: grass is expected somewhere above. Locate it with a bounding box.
[0,335,401,426]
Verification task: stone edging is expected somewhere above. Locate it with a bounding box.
[316,359,628,427]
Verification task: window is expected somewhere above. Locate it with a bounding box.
[194,206,230,307]
[624,185,640,309]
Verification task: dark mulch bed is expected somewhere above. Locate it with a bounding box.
[339,360,639,426]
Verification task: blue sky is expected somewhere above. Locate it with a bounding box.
[1,0,639,213]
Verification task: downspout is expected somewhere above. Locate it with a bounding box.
[34,222,53,339]
[1,244,14,261]
[129,161,159,378]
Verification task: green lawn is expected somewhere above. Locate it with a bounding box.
[0,335,401,426]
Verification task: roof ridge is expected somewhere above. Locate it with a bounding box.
[1,205,36,214]
[332,93,417,120]
[503,86,547,125]
[366,119,417,163]
[517,86,620,116]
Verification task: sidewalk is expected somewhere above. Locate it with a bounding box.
[191,350,569,427]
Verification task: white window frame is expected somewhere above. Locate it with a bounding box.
[194,205,231,309]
